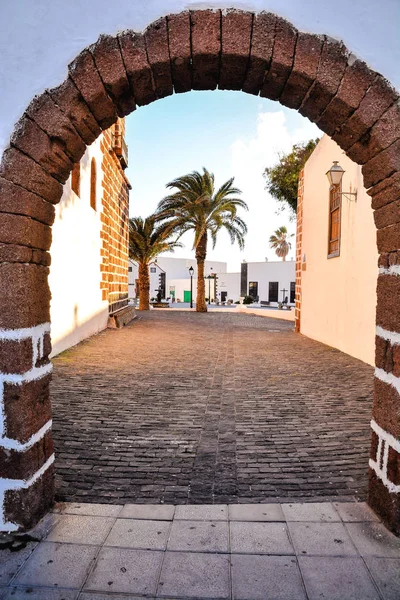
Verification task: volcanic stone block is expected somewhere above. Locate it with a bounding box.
[261,16,297,101]
[0,178,55,225]
[219,9,252,91]
[362,139,400,189]
[242,11,275,95]
[376,273,400,333]
[369,172,400,210]
[376,223,400,254]
[168,12,192,93]
[374,200,400,230]
[348,102,400,165]
[0,213,51,250]
[118,31,157,106]
[0,431,54,480]
[144,17,173,99]
[191,9,221,90]
[0,338,34,375]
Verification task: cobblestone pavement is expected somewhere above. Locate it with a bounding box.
[51,311,374,505]
[3,501,400,599]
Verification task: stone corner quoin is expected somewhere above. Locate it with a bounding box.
[0,8,399,533]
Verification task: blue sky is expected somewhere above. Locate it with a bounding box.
[125,91,321,272]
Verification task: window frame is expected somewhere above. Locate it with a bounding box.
[327,183,341,258]
[268,281,279,303]
[90,158,97,211]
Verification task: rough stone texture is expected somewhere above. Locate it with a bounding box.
[52,311,373,505]
[280,32,323,110]
[0,430,54,480]
[300,37,348,123]
[376,274,400,333]
[191,9,221,91]
[374,200,400,230]
[0,244,51,266]
[376,223,400,254]
[261,16,297,101]
[317,59,375,137]
[362,139,400,189]
[0,213,51,250]
[25,93,86,164]
[10,116,73,184]
[387,446,400,486]
[334,75,399,151]
[118,31,157,106]
[372,378,400,440]
[368,470,400,535]
[348,101,400,165]
[90,34,136,117]
[0,148,63,205]
[167,12,192,93]
[219,9,253,91]
[69,49,118,130]
[0,263,50,329]
[0,178,55,226]
[0,338,33,375]
[369,172,400,210]
[49,77,101,146]
[4,463,54,531]
[144,17,173,99]
[3,374,52,444]
[242,11,275,95]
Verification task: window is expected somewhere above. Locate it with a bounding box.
[268,281,279,303]
[150,267,156,273]
[328,184,341,257]
[128,267,132,272]
[71,162,80,196]
[290,282,295,304]
[249,281,258,300]
[90,158,97,211]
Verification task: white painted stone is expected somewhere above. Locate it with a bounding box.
[369,419,400,495]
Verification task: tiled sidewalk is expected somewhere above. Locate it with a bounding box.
[1,502,400,599]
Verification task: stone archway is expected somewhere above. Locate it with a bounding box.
[0,8,399,533]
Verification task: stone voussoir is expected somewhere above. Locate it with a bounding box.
[167,11,192,93]
[69,48,119,130]
[280,32,323,110]
[261,16,297,101]
[374,199,400,230]
[144,17,173,100]
[10,115,73,184]
[219,9,253,91]
[0,337,34,375]
[25,92,86,164]
[372,376,400,440]
[0,212,52,250]
[90,34,136,118]
[376,273,400,333]
[118,31,157,106]
[0,178,55,225]
[242,11,275,95]
[190,9,221,91]
[300,36,348,123]
[49,77,102,145]
[0,147,63,205]
[362,138,400,189]
[376,222,400,254]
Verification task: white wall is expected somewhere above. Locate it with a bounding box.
[215,272,241,301]
[247,261,296,304]
[0,1,399,155]
[49,138,108,356]
[300,135,378,365]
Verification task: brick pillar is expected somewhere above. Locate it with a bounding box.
[295,169,304,333]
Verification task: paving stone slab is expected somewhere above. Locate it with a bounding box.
[333,502,380,522]
[174,505,228,521]
[79,594,151,600]
[4,588,78,600]
[231,554,306,600]
[84,547,162,595]
[14,543,97,589]
[298,556,380,600]
[229,503,285,521]
[104,518,170,550]
[0,544,37,586]
[345,522,400,557]
[53,503,123,517]
[364,557,400,600]
[230,521,294,554]
[157,551,230,599]
[119,504,175,520]
[46,515,115,545]
[282,502,341,522]
[167,520,228,553]
[288,522,358,556]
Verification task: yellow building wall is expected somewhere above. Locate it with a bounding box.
[300,135,378,365]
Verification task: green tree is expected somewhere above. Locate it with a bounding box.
[264,139,319,215]
[269,226,294,261]
[129,216,181,311]
[157,168,248,312]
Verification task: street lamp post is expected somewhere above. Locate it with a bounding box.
[189,265,194,308]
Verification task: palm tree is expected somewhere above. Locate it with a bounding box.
[156,168,248,312]
[129,216,181,310]
[269,226,294,261]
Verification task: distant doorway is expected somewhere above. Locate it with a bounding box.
[184,290,191,303]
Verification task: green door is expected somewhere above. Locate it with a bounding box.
[184,290,191,303]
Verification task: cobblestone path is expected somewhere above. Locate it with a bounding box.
[51,311,374,505]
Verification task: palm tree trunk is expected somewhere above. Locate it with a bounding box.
[195,233,207,312]
[138,262,150,310]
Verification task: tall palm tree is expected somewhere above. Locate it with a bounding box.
[156,168,248,312]
[269,226,294,261]
[129,216,181,310]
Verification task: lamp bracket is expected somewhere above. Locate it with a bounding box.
[341,191,357,202]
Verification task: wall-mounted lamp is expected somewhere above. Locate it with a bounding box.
[326,161,357,202]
